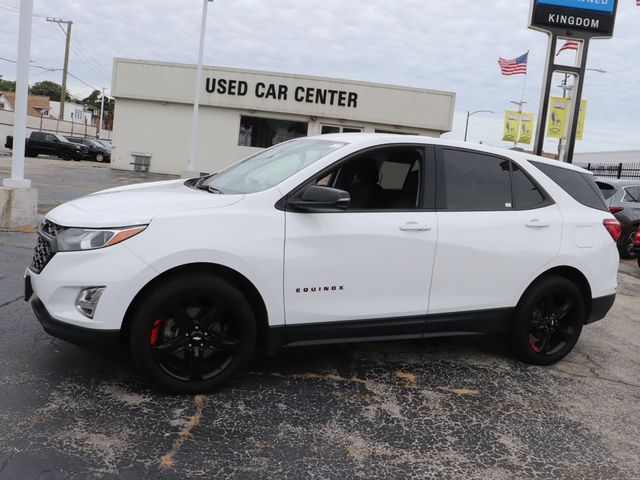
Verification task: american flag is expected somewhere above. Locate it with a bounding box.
[498,52,528,76]
[556,40,579,56]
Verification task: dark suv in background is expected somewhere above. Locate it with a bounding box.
[596,179,640,258]
[65,137,111,162]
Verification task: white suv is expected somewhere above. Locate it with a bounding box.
[25,134,620,393]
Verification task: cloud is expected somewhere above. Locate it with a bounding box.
[0,0,638,152]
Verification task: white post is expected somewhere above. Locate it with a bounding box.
[3,0,33,189]
[184,0,211,178]
[98,87,105,138]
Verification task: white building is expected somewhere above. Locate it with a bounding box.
[110,58,456,175]
[49,101,93,125]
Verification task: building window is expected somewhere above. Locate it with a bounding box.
[321,124,363,134]
[238,116,308,148]
[375,130,415,135]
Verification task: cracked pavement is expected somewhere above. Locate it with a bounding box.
[0,157,639,479]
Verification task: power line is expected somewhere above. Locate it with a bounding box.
[51,23,111,84]
[0,56,57,72]
[73,34,112,80]
[67,72,100,92]
[0,56,103,96]
[0,2,47,18]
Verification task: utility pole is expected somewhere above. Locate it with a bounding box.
[98,87,105,138]
[46,17,72,121]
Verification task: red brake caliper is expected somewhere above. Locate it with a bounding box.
[528,338,540,353]
[150,319,162,345]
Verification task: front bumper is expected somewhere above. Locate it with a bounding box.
[31,298,120,352]
[27,242,158,332]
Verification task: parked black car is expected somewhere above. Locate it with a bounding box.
[95,139,112,149]
[5,132,87,161]
[596,178,640,258]
[65,136,111,162]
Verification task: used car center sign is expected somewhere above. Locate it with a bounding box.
[205,77,359,109]
[530,0,618,37]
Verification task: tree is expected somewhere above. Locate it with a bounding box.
[0,76,16,92]
[82,89,115,129]
[30,80,70,101]
[82,89,101,107]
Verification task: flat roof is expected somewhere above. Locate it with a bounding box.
[112,58,456,133]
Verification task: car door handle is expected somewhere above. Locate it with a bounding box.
[399,222,431,232]
[526,219,550,229]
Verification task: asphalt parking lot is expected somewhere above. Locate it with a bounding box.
[1,157,639,479]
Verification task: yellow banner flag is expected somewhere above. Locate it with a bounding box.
[546,97,568,139]
[502,111,520,143]
[518,112,535,145]
[576,100,587,141]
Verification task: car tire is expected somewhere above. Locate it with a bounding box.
[508,275,585,366]
[129,272,256,393]
[95,153,105,162]
[620,228,638,260]
[61,150,72,161]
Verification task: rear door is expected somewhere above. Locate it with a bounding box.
[429,147,562,317]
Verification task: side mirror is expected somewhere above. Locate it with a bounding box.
[289,185,350,211]
[51,137,59,143]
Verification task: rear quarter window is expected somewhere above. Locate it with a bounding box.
[596,181,616,200]
[531,161,607,212]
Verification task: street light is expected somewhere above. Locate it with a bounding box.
[185,0,214,178]
[464,110,494,142]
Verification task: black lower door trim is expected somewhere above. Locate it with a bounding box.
[266,307,514,352]
[426,308,512,335]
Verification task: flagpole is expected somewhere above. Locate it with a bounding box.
[506,51,529,148]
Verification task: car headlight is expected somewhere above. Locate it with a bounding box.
[56,225,147,251]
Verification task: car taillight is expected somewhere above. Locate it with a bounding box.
[634,230,640,248]
[603,219,622,242]
[609,207,624,214]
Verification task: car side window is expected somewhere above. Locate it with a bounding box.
[624,187,640,203]
[511,162,546,209]
[45,134,56,142]
[440,149,512,211]
[311,146,424,210]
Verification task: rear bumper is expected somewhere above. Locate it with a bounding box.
[31,298,121,352]
[586,294,616,324]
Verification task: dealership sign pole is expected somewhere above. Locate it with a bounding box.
[529,0,618,163]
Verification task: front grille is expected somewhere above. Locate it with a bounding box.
[30,220,62,273]
[41,219,62,237]
[31,236,54,273]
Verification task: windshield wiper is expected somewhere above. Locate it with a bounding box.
[195,183,223,194]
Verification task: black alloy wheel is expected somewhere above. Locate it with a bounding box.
[623,228,639,259]
[508,276,584,365]
[130,272,256,393]
[61,150,72,161]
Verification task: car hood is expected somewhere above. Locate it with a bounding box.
[46,179,244,228]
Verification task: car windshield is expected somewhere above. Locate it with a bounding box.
[85,139,100,148]
[200,139,347,194]
[55,134,70,143]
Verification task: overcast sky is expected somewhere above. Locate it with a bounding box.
[0,0,638,154]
